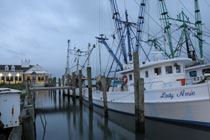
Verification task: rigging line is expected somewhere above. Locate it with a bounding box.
[145,45,153,62]
[177,0,194,18]
[99,0,101,34]
[130,27,150,61]
[147,0,150,40]
[124,0,127,11]
[204,0,210,8]
[204,53,210,62]
[133,0,162,29]
[178,0,210,33]
[106,35,123,78]
[203,34,210,38]
[105,50,111,74]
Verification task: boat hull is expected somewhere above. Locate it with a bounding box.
[83,82,210,127]
[145,100,210,127]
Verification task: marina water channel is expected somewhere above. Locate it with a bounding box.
[35,90,210,140]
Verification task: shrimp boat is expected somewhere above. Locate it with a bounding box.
[83,0,210,126]
[83,54,210,126]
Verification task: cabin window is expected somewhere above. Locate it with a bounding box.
[165,66,173,74]
[27,76,30,81]
[175,65,181,73]
[145,71,149,78]
[19,77,22,81]
[129,74,132,81]
[2,77,5,81]
[189,71,197,77]
[6,76,9,81]
[202,68,210,75]
[154,67,161,76]
[15,76,18,81]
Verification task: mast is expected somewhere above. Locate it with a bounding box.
[194,0,203,62]
[125,10,132,62]
[65,40,70,75]
[109,0,128,64]
[87,43,91,66]
[135,0,146,53]
[98,42,102,75]
[158,0,174,58]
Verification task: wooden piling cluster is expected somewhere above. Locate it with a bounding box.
[22,52,144,133]
[22,81,36,140]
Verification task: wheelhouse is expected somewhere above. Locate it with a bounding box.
[117,58,192,91]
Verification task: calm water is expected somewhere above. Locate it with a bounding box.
[35,90,210,140]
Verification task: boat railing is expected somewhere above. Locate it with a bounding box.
[144,81,164,89]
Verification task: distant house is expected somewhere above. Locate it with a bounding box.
[24,64,49,84]
[0,60,49,84]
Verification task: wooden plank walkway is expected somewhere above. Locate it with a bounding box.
[29,86,73,91]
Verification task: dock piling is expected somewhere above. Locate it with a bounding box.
[72,72,76,100]
[62,75,65,95]
[87,67,93,109]
[79,70,83,103]
[133,52,145,132]
[53,77,56,94]
[101,76,108,117]
[67,74,70,95]
[58,78,61,95]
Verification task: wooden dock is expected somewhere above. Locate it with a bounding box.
[29,86,73,91]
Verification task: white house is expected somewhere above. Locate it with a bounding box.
[0,60,49,85]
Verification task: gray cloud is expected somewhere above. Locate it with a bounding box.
[0,0,209,78]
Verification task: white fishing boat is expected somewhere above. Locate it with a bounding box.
[82,0,210,127]
[83,55,210,127]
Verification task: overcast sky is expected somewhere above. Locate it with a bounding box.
[0,0,210,77]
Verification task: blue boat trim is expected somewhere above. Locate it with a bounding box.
[146,116,210,127]
[83,98,210,127]
[83,98,134,116]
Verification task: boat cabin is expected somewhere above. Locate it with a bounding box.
[116,58,193,91]
[185,64,210,85]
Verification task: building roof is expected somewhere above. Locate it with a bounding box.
[25,64,48,74]
[0,65,33,72]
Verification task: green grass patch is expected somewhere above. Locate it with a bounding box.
[0,83,25,90]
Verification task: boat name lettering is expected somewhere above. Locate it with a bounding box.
[160,90,196,100]
[176,90,195,97]
[160,92,174,100]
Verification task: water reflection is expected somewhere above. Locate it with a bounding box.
[35,90,210,140]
